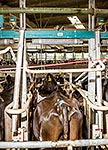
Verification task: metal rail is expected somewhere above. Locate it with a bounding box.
[12,29,24,136]
[0,7,108,14]
[0,139,108,148]
[0,46,16,62]
[26,67,105,74]
[0,30,108,39]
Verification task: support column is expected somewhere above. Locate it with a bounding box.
[20,0,29,142]
[12,29,24,138]
[88,0,96,139]
[95,30,103,130]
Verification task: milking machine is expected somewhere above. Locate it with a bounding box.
[1,25,108,150]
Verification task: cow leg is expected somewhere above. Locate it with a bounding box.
[40,115,63,141]
[79,119,83,139]
[69,114,79,140]
[33,108,40,140]
[69,113,83,150]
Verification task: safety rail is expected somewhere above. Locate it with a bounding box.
[0,139,108,149]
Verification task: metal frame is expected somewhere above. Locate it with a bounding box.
[88,0,96,140]
[0,30,108,39]
[1,0,108,148]
[0,139,108,149]
[0,7,108,15]
[12,29,25,138]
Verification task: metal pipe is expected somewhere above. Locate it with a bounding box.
[12,29,24,135]
[70,82,108,111]
[0,46,16,62]
[20,0,26,29]
[32,39,85,45]
[88,38,96,139]
[5,92,32,115]
[21,39,28,141]
[69,73,72,98]
[74,72,87,82]
[20,0,28,142]
[0,7,108,14]
[95,30,103,130]
[0,139,108,148]
[88,0,95,30]
[26,65,105,74]
[6,107,26,115]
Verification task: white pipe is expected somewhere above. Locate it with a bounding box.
[0,46,16,62]
[26,65,105,74]
[5,102,25,118]
[106,114,108,135]
[98,100,108,135]
[6,107,25,115]
[68,82,108,111]
[69,73,72,98]
[0,139,108,148]
[21,38,28,141]
[95,30,103,130]
[74,72,87,82]
[80,75,87,82]
[5,91,32,115]
[102,100,108,106]
[63,79,108,111]
[88,38,96,104]
[12,29,24,134]
[26,58,105,74]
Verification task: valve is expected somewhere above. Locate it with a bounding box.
[92,124,102,139]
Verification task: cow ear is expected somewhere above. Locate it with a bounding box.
[48,75,52,81]
[47,73,52,82]
[6,75,11,82]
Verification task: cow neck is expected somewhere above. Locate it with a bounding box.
[37,90,58,104]
[2,85,14,93]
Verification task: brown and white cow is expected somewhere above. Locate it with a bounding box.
[33,73,83,149]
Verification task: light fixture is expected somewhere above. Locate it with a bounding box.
[67,16,85,29]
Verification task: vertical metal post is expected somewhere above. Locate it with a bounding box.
[20,0,26,29]
[88,39,96,139]
[21,39,28,141]
[88,0,95,139]
[12,0,27,142]
[88,0,95,31]
[68,145,73,150]
[54,52,56,63]
[95,30,103,130]
[106,114,108,135]
[12,29,24,137]
[69,73,72,98]
[88,39,96,103]
[45,52,47,64]
[40,45,43,65]
[20,0,29,142]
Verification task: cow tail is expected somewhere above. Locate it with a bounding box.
[62,105,68,140]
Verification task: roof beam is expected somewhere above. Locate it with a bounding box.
[0,4,37,28]
[0,7,108,15]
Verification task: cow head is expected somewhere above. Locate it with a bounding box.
[1,75,14,91]
[38,73,58,95]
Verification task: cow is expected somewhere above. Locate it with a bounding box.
[0,75,14,141]
[0,101,5,141]
[33,73,83,149]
